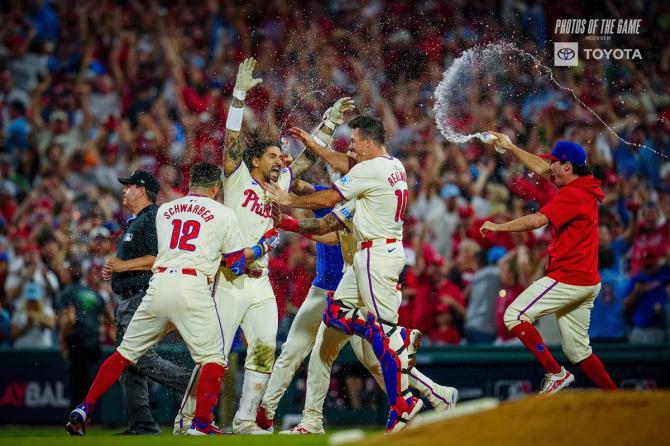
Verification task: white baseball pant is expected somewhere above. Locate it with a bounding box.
[505,276,601,363]
[174,271,278,430]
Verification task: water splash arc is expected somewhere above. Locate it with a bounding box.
[433,42,663,159]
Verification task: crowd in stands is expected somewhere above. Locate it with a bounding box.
[1,0,669,356]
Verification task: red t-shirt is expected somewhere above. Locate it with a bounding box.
[428,326,461,345]
[539,176,604,286]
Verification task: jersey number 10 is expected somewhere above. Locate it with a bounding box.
[394,189,408,222]
[169,219,201,252]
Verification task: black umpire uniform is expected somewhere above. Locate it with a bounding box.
[112,171,191,435]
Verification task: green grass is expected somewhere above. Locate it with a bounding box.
[0,426,379,445]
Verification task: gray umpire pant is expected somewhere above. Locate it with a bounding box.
[115,291,192,429]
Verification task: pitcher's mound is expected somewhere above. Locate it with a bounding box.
[357,391,670,446]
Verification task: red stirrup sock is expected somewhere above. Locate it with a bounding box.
[578,354,617,390]
[194,363,225,425]
[511,322,561,374]
[83,351,130,407]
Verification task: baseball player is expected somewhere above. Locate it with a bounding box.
[66,162,280,436]
[480,133,617,394]
[256,130,458,433]
[174,58,355,434]
[266,116,423,433]
[255,196,458,434]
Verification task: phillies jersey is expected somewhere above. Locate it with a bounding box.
[224,163,292,269]
[332,156,407,242]
[155,195,243,278]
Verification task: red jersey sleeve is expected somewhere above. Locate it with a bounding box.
[539,187,580,230]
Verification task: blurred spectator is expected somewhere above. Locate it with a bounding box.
[463,246,506,344]
[56,260,113,409]
[589,247,628,342]
[4,243,59,308]
[428,302,462,346]
[0,68,30,132]
[5,101,29,154]
[10,282,56,348]
[624,247,670,344]
[0,298,10,346]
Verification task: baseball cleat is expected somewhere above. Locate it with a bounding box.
[386,396,423,433]
[232,417,273,435]
[255,406,274,432]
[186,420,225,436]
[66,403,91,436]
[539,367,575,396]
[431,386,459,412]
[279,424,325,434]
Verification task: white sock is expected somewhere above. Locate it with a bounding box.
[235,369,270,421]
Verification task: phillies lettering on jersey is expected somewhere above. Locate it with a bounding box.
[224,163,292,270]
[241,189,272,218]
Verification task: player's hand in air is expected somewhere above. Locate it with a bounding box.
[479,221,498,237]
[312,97,355,147]
[323,97,355,126]
[264,181,292,206]
[233,57,263,100]
[257,228,280,255]
[288,127,322,153]
[484,131,514,151]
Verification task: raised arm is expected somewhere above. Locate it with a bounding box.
[288,97,356,179]
[480,212,549,236]
[288,127,354,174]
[484,131,551,180]
[223,58,263,175]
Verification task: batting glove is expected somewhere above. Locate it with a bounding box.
[233,57,263,101]
[313,97,355,147]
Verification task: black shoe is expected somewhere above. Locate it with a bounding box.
[114,424,161,435]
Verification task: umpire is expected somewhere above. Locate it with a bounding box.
[103,170,191,435]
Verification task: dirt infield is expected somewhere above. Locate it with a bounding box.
[357,391,670,446]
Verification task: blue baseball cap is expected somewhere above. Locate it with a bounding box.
[487,245,507,265]
[540,141,587,165]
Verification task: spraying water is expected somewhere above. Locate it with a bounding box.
[434,42,663,158]
[278,89,325,136]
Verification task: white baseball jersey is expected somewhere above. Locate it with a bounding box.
[224,163,292,269]
[155,195,243,278]
[332,156,407,242]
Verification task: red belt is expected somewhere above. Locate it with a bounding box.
[156,267,198,276]
[358,238,397,249]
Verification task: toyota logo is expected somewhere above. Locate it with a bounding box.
[557,48,576,60]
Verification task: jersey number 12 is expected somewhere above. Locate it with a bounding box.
[394,189,408,222]
[169,219,201,251]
